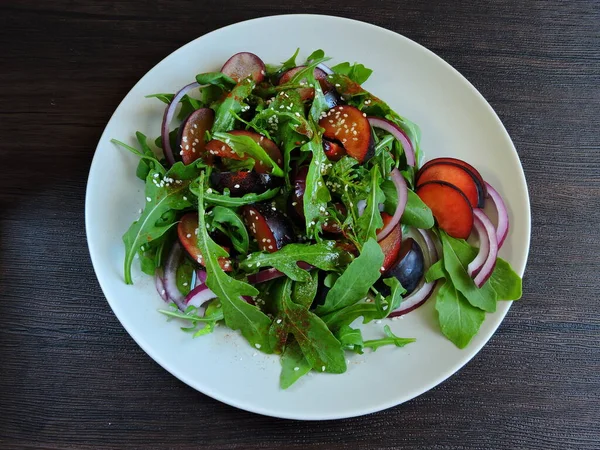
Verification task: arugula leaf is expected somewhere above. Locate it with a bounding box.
[331,62,373,85]
[195,72,236,90]
[381,185,434,229]
[239,241,350,282]
[322,302,383,331]
[111,134,166,181]
[440,232,497,312]
[194,174,273,352]
[337,325,365,352]
[280,279,347,374]
[378,277,406,318]
[363,325,415,351]
[145,93,200,121]
[356,166,385,243]
[203,187,279,207]
[292,271,319,308]
[268,278,292,354]
[488,257,522,301]
[315,238,384,315]
[208,206,249,254]
[159,302,224,337]
[211,78,255,133]
[305,49,325,63]
[435,281,485,348]
[426,260,446,283]
[448,238,523,301]
[122,163,198,284]
[280,339,311,389]
[212,131,284,177]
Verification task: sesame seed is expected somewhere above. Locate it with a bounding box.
[294,367,300,371]
[380,266,385,271]
[161,289,166,295]
[268,245,273,250]
[146,197,151,202]
[255,343,261,349]
[321,366,326,372]
[193,124,198,128]
[375,320,382,324]
[276,319,282,324]
[363,113,367,117]
[335,83,340,87]
[187,233,192,238]
[206,188,212,193]
[183,282,188,287]
[183,196,187,201]
[234,184,240,189]
[292,201,297,206]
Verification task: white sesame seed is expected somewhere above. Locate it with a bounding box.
[187,233,192,238]
[146,197,151,202]
[276,319,282,324]
[321,366,326,372]
[294,367,300,371]
[161,289,166,295]
[375,320,382,324]
[183,282,188,287]
[183,196,188,201]
[268,245,273,250]
[206,188,212,193]
[255,343,261,349]
[234,184,240,189]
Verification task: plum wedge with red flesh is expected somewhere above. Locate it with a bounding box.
[178,108,214,165]
[323,139,346,161]
[221,52,266,83]
[178,213,232,271]
[318,105,374,164]
[204,130,283,174]
[288,166,308,220]
[377,238,425,296]
[377,213,403,273]
[416,181,474,239]
[416,163,480,208]
[420,157,486,206]
[242,203,294,253]
[278,66,331,101]
[210,171,280,197]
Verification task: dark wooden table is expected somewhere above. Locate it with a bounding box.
[1,1,598,449]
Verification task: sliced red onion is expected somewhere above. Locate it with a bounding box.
[467,215,490,277]
[316,63,333,75]
[185,283,217,308]
[376,168,407,241]
[388,229,439,317]
[367,117,415,166]
[473,209,499,288]
[195,268,207,287]
[163,242,187,311]
[485,182,509,248]
[155,269,168,302]
[161,82,200,166]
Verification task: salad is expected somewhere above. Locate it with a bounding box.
[113,49,522,389]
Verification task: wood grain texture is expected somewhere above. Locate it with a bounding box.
[0,1,598,449]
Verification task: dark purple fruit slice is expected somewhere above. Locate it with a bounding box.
[210,171,280,197]
[178,213,232,271]
[178,108,214,165]
[242,203,294,252]
[318,105,374,163]
[221,52,266,83]
[288,166,308,220]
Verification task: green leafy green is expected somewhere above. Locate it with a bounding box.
[488,258,522,301]
[435,281,485,348]
[193,174,273,352]
[280,279,346,374]
[315,238,384,315]
[211,78,255,133]
[356,167,385,243]
[440,232,497,313]
[122,163,199,284]
[426,260,446,283]
[203,187,279,207]
[331,62,373,85]
[239,241,350,282]
[212,131,284,177]
[195,72,236,90]
[145,93,200,121]
[159,302,224,338]
[279,339,311,389]
[208,206,249,254]
[363,325,415,351]
[292,271,319,308]
[322,302,383,331]
[399,189,435,229]
[112,133,166,181]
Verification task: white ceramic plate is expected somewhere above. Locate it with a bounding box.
[86,14,530,420]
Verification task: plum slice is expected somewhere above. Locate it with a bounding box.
[323,139,346,161]
[378,238,425,296]
[204,130,282,174]
[210,171,280,197]
[416,181,474,239]
[221,52,266,83]
[178,108,214,165]
[318,105,374,163]
[419,157,486,206]
[178,213,232,271]
[416,163,480,208]
[288,166,308,220]
[377,213,403,273]
[242,202,294,252]
[278,66,331,101]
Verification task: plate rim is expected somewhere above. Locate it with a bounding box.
[85,13,531,420]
